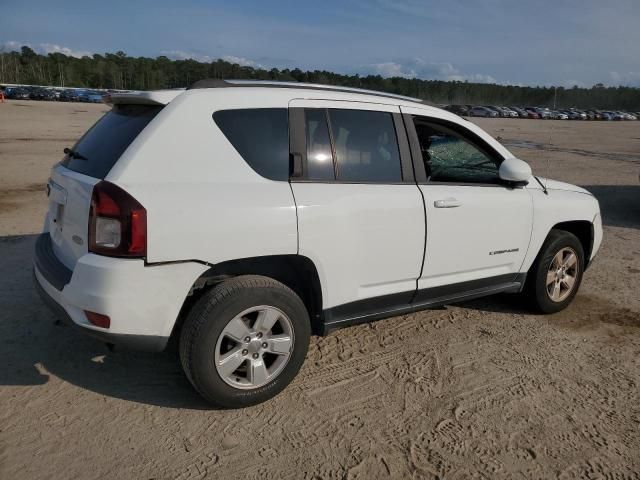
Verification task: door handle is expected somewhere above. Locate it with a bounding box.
[434,198,461,208]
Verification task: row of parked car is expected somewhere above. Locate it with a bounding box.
[2,86,104,103]
[444,104,639,121]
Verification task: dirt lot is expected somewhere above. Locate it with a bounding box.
[1,100,639,479]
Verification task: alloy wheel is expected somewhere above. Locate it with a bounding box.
[546,247,579,302]
[214,306,294,389]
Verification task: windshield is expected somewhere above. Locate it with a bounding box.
[61,104,162,178]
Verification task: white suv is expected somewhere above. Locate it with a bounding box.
[34,80,602,407]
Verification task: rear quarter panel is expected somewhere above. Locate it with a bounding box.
[106,90,298,264]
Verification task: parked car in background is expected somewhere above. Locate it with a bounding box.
[444,104,469,116]
[42,90,57,101]
[500,107,519,118]
[7,88,30,100]
[560,110,582,120]
[551,111,568,120]
[485,106,507,117]
[78,91,104,103]
[29,88,45,100]
[586,110,601,120]
[469,106,499,117]
[569,109,587,120]
[606,111,626,121]
[511,107,529,118]
[59,89,80,102]
[537,107,553,119]
[524,107,542,118]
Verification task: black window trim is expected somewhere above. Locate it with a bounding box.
[405,114,510,188]
[324,108,339,180]
[289,106,415,185]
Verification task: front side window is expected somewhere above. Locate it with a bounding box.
[214,108,289,181]
[328,109,402,183]
[413,118,500,184]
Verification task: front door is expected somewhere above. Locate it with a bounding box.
[401,108,533,294]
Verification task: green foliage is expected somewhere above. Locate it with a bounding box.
[1,46,638,110]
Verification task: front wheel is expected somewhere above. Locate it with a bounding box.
[525,229,585,313]
[179,275,311,408]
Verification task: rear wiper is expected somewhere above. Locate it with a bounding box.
[63,147,88,161]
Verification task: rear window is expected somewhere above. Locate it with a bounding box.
[61,104,162,178]
[213,108,289,181]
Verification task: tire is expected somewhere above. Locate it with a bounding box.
[179,275,311,408]
[525,229,585,313]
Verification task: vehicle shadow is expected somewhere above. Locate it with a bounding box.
[0,234,210,409]
[456,292,534,315]
[581,184,640,230]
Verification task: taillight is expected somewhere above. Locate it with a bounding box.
[89,181,147,257]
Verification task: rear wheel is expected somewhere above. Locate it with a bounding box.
[179,275,310,408]
[526,229,584,313]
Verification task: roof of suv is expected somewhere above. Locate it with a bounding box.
[105,80,438,112]
[189,79,428,104]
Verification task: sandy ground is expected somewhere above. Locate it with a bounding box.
[0,100,639,479]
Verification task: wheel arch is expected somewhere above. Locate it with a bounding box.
[172,255,324,340]
[550,220,594,268]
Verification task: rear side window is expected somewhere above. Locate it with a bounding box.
[327,109,402,183]
[214,108,289,181]
[62,104,162,179]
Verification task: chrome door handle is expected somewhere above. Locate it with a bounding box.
[434,198,461,208]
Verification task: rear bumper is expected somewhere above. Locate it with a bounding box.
[33,269,168,351]
[33,233,208,352]
[34,233,72,290]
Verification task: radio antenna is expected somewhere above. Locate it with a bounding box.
[545,86,557,190]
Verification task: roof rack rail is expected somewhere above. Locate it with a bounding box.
[188,79,426,104]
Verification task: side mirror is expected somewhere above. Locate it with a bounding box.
[499,157,532,185]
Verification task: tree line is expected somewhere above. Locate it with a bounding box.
[1,46,639,110]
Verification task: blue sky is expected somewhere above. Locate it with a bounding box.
[2,0,639,87]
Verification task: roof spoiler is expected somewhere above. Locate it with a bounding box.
[102,89,184,106]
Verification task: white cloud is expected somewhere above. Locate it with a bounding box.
[161,50,263,68]
[1,40,91,58]
[557,79,588,89]
[160,49,214,62]
[609,71,640,87]
[221,55,262,68]
[364,58,496,84]
[1,40,22,52]
[369,61,415,78]
[39,43,92,58]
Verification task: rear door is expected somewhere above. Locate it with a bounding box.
[289,99,425,320]
[45,104,162,270]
